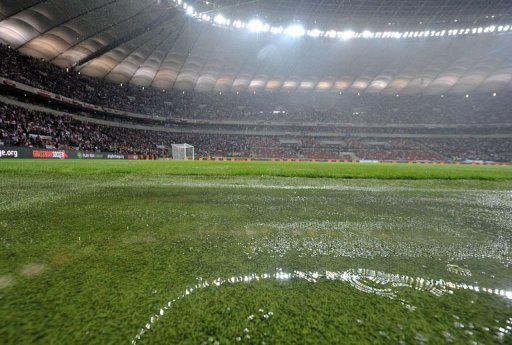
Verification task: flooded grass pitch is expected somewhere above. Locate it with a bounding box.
[0,160,511,344]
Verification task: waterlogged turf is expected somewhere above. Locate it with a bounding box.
[0,161,511,344]
[0,159,511,180]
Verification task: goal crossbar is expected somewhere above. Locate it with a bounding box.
[171,144,195,160]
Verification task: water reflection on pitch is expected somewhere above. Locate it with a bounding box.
[131,268,512,344]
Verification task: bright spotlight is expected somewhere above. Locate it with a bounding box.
[307,28,323,38]
[325,30,337,38]
[362,30,374,38]
[232,20,244,28]
[339,30,355,40]
[285,24,306,37]
[185,6,194,16]
[247,19,269,33]
[214,14,227,25]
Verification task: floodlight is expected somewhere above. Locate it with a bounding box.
[307,28,323,38]
[362,30,373,38]
[325,30,337,38]
[339,30,355,40]
[247,19,269,33]
[285,24,306,37]
[233,20,244,28]
[214,14,227,25]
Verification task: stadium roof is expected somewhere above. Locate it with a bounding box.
[192,0,512,30]
[1,0,512,94]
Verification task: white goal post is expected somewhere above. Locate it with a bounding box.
[171,144,195,160]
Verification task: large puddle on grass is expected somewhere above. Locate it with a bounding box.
[241,219,512,266]
[131,268,512,344]
[161,179,512,195]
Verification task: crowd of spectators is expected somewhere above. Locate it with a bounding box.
[0,103,159,154]
[1,43,511,125]
[418,139,512,162]
[2,102,511,161]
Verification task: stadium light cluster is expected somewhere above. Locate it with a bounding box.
[171,0,512,40]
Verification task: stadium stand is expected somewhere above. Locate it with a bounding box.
[2,100,511,161]
[0,41,511,162]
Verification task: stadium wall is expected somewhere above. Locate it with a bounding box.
[0,146,158,160]
[2,146,508,165]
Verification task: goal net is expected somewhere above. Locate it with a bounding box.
[171,144,195,160]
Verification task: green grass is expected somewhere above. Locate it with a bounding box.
[0,160,511,344]
[0,159,511,180]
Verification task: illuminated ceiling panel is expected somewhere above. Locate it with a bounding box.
[316,78,334,91]
[266,78,284,90]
